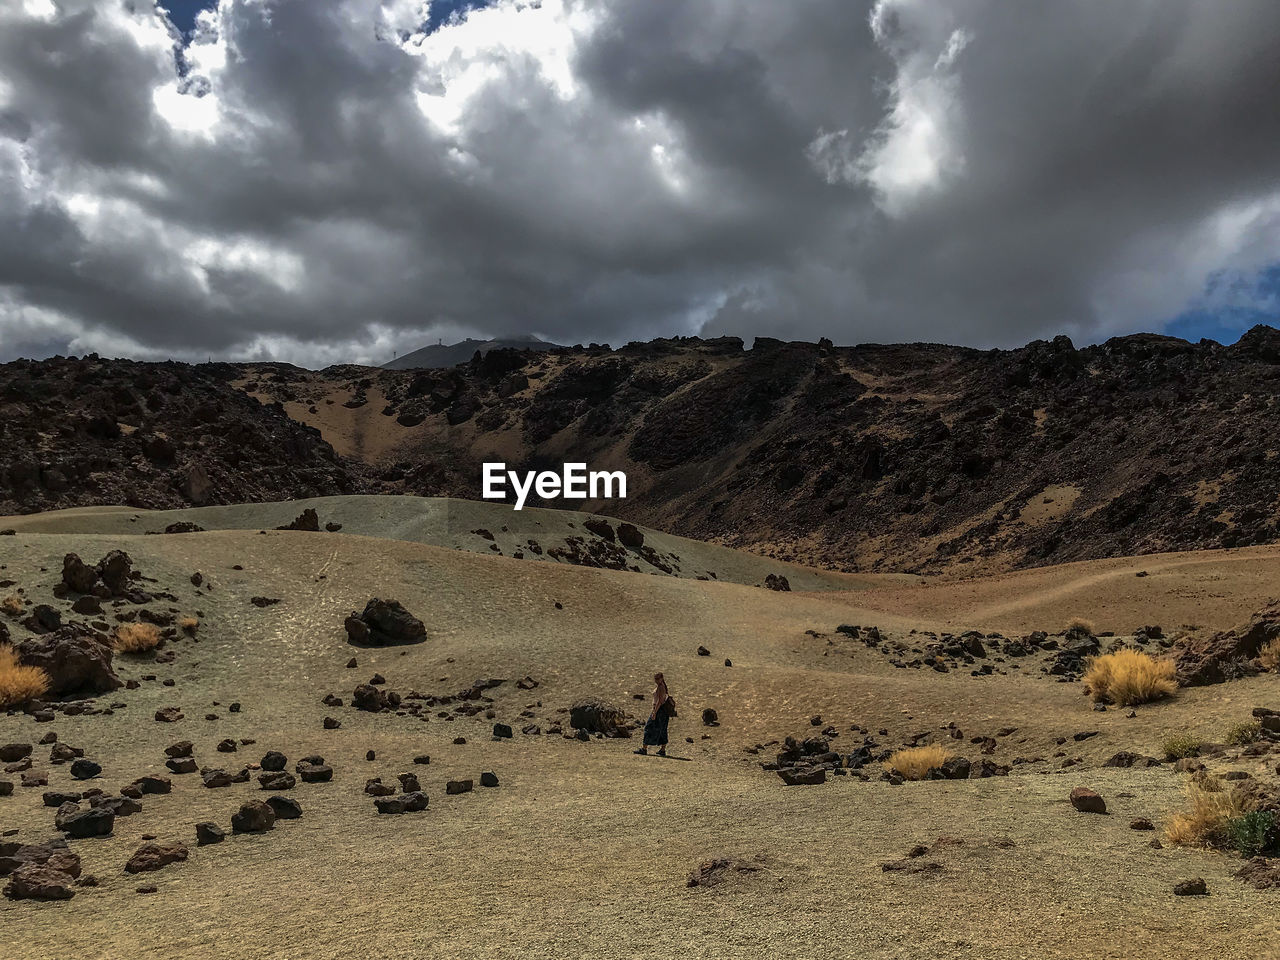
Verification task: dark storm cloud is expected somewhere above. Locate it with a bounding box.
[1,0,1278,366]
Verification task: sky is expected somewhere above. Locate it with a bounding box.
[1,1,1278,367]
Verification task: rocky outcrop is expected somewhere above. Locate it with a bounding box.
[1175,601,1280,685]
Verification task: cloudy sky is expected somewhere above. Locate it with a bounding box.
[2,0,1279,366]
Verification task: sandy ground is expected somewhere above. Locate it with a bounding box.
[0,505,1277,959]
[0,496,861,592]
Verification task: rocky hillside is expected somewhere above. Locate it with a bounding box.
[5,327,1280,575]
[0,356,365,516]
[239,326,1280,574]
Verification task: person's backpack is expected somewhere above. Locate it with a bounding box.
[662,696,678,718]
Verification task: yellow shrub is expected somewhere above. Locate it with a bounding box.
[114,622,162,653]
[1165,781,1244,848]
[1,595,23,617]
[178,616,199,635]
[1083,648,1177,706]
[1064,616,1096,635]
[886,744,952,780]
[0,646,50,708]
[1260,637,1280,671]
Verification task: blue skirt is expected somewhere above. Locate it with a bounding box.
[643,710,670,746]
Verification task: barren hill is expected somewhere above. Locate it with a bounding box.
[5,327,1280,576]
[244,327,1280,575]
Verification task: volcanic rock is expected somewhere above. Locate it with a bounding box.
[345,598,427,646]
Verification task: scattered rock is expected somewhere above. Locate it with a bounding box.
[265,796,302,820]
[1173,878,1208,896]
[258,772,296,790]
[231,800,276,833]
[446,779,473,795]
[56,806,114,838]
[124,842,188,874]
[69,759,101,780]
[195,822,225,846]
[1069,787,1107,814]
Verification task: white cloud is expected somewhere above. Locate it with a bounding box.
[2,0,1280,365]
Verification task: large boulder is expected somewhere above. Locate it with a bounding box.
[344,598,427,646]
[276,509,320,532]
[55,805,114,838]
[4,862,78,901]
[14,626,120,697]
[96,550,134,596]
[0,839,79,878]
[60,554,99,594]
[1175,601,1280,686]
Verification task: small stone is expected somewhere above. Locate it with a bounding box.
[1130,818,1155,831]
[1173,878,1207,896]
[480,771,499,787]
[446,779,473,795]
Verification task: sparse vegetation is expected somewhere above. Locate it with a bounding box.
[1225,811,1277,858]
[1082,648,1177,706]
[114,622,163,653]
[1162,733,1203,760]
[886,744,951,780]
[1164,779,1241,848]
[1260,637,1280,671]
[1225,720,1262,745]
[179,616,199,635]
[0,645,50,707]
[1,594,23,617]
[1064,616,1096,635]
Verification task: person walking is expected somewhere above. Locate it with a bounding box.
[634,672,676,756]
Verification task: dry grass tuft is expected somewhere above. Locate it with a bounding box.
[1064,616,1096,635]
[114,622,163,653]
[0,645,50,707]
[1162,733,1202,760]
[1260,637,1280,671]
[1,594,23,617]
[886,744,952,780]
[1225,720,1262,746]
[1082,648,1177,706]
[1165,780,1244,848]
[178,616,199,635]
